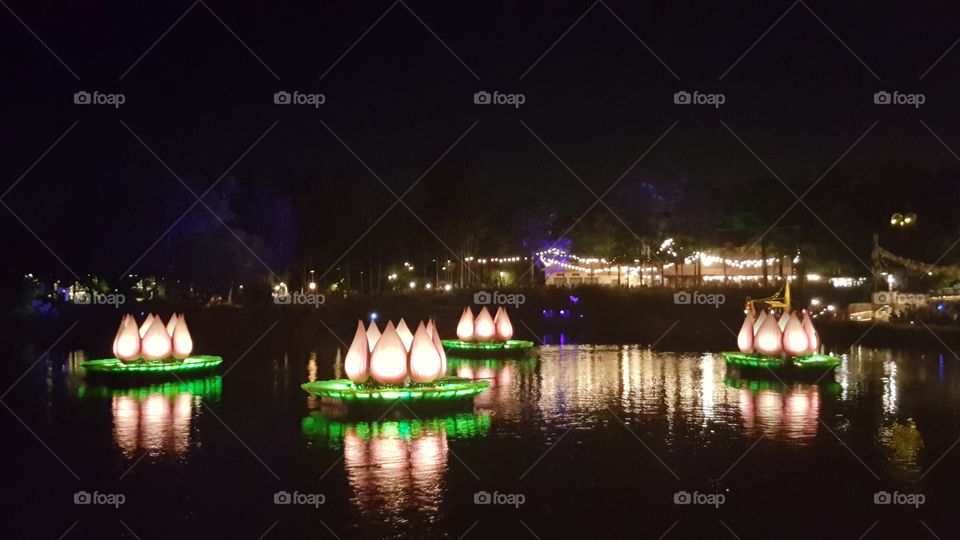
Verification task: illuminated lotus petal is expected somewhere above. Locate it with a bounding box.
[778,311,790,331]
[426,319,435,339]
[116,315,141,361]
[366,321,381,352]
[754,311,783,355]
[142,316,173,360]
[802,311,820,354]
[737,313,754,353]
[495,307,514,341]
[782,312,809,357]
[369,321,407,384]
[456,307,475,341]
[171,314,193,359]
[139,313,155,338]
[344,320,370,383]
[429,320,447,374]
[111,317,125,358]
[166,313,178,337]
[474,307,496,342]
[753,310,767,333]
[396,319,414,353]
[409,324,443,383]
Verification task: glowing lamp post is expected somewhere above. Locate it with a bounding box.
[370,322,408,384]
[344,321,370,383]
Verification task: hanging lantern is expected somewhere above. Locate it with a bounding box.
[396,319,414,353]
[369,322,408,384]
[495,307,514,341]
[474,307,496,341]
[782,313,809,356]
[141,316,172,360]
[366,321,381,352]
[456,307,475,341]
[409,324,443,383]
[171,314,194,359]
[344,321,370,383]
[737,313,754,353]
[754,311,783,355]
[802,311,820,353]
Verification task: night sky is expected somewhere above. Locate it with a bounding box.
[4,1,960,283]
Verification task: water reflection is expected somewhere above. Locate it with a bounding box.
[724,378,836,443]
[446,357,536,416]
[77,377,222,458]
[303,412,490,521]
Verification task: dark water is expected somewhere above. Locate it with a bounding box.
[3,339,960,539]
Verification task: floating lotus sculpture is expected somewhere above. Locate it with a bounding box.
[303,316,488,406]
[82,313,222,376]
[722,304,840,374]
[440,307,535,355]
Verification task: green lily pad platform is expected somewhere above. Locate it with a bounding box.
[80,355,223,379]
[721,352,841,379]
[301,377,489,411]
[441,339,536,357]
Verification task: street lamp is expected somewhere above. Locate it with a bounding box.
[890,212,917,228]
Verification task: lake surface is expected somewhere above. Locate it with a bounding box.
[3,340,958,539]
